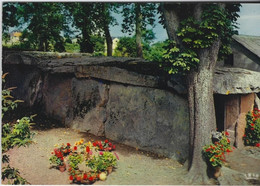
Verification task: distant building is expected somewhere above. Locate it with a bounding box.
[10,31,22,43]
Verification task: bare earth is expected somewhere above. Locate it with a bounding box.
[2,127,260,185]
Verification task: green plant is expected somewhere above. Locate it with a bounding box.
[2,73,35,185]
[68,153,83,170]
[49,155,64,166]
[243,108,260,146]
[86,151,117,172]
[2,165,29,185]
[203,131,233,168]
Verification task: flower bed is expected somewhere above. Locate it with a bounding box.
[49,139,119,184]
[243,108,260,147]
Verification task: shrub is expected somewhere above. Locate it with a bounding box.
[243,108,260,146]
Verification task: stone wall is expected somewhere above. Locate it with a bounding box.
[3,51,260,160]
[2,51,189,161]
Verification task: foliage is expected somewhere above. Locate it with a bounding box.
[161,4,241,74]
[65,3,99,53]
[16,2,67,52]
[64,43,80,53]
[114,37,136,57]
[120,3,158,57]
[2,74,23,118]
[243,108,260,146]
[120,3,158,34]
[114,34,156,58]
[144,40,168,62]
[203,131,233,167]
[2,165,29,185]
[2,73,35,185]
[2,3,19,31]
[87,151,117,172]
[2,117,35,153]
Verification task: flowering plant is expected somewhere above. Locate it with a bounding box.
[203,131,233,168]
[93,140,116,151]
[49,139,119,184]
[87,151,118,172]
[243,108,260,147]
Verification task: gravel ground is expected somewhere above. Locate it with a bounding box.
[2,127,260,185]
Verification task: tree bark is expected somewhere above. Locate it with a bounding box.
[187,40,220,183]
[103,4,113,56]
[135,3,143,58]
[161,3,180,42]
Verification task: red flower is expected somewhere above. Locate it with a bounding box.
[76,176,81,182]
[105,139,109,143]
[251,128,254,130]
[99,151,103,155]
[86,146,90,153]
[83,174,88,180]
[251,123,255,127]
[112,145,116,150]
[227,149,232,152]
[69,167,72,172]
[93,142,97,147]
[227,139,230,143]
[69,175,74,181]
[225,131,229,136]
[60,157,64,161]
[256,143,260,147]
[89,176,94,181]
[74,146,77,151]
[68,149,71,153]
[99,145,103,150]
[108,142,112,147]
[243,134,246,137]
[67,143,71,147]
[206,148,211,152]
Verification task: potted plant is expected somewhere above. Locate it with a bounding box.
[203,131,233,178]
[49,153,66,172]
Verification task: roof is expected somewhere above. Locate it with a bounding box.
[213,67,260,94]
[232,35,260,59]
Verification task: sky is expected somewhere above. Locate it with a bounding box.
[109,3,260,43]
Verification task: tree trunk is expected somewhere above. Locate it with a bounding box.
[103,4,113,56]
[162,2,223,183]
[135,3,143,58]
[186,40,220,183]
[161,3,180,42]
[81,26,94,53]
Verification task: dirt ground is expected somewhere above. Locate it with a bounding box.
[2,127,260,185]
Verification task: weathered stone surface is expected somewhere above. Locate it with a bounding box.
[3,64,43,108]
[214,67,260,94]
[218,166,250,185]
[69,78,109,136]
[41,74,73,124]
[105,83,189,160]
[76,65,162,88]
